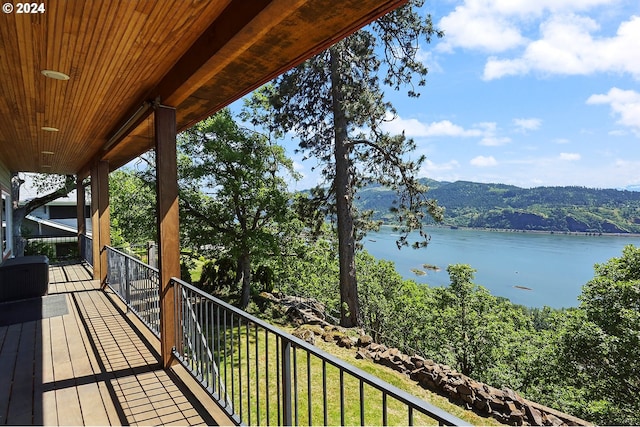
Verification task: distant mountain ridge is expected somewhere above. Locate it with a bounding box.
[356,179,640,234]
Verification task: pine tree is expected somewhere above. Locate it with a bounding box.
[267,1,444,326]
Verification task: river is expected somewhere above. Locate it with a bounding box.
[362,227,640,308]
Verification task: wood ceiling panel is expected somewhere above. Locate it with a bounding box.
[0,0,407,175]
[0,0,230,174]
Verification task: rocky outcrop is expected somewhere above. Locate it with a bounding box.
[356,339,591,426]
[260,292,332,327]
[292,326,591,426]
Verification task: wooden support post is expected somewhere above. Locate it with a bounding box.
[155,105,180,368]
[97,161,110,287]
[90,166,100,280]
[90,162,110,285]
[76,178,86,256]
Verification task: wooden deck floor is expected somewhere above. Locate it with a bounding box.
[0,262,224,426]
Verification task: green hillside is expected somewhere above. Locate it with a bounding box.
[356,180,640,233]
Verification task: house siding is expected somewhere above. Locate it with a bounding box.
[0,159,10,189]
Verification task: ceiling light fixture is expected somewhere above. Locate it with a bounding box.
[41,126,59,132]
[41,151,55,155]
[41,70,70,80]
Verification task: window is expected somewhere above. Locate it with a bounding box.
[2,190,11,258]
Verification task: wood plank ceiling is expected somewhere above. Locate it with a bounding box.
[0,0,407,176]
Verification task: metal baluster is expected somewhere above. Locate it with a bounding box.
[265,330,270,425]
[323,360,327,426]
[340,369,345,426]
[307,353,312,426]
[360,379,365,426]
[293,346,298,426]
[281,337,292,427]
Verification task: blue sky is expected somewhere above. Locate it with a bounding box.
[248,0,640,191]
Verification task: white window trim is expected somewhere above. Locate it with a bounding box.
[2,190,12,259]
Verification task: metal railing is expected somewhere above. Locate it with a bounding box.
[105,245,161,337]
[25,235,79,262]
[172,277,464,426]
[79,234,93,267]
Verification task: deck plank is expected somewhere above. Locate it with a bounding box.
[6,321,36,425]
[77,382,111,426]
[0,324,21,424]
[0,262,220,426]
[38,318,58,426]
[55,386,84,426]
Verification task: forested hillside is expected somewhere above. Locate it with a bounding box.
[357,180,640,233]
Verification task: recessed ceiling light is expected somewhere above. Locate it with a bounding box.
[41,70,70,80]
[41,126,59,132]
[42,165,52,168]
[41,151,55,155]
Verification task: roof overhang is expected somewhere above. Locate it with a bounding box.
[0,0,407,176]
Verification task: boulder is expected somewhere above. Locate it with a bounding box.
[456,383,473,396]
[525,405,544,426]
[411,355,425,369]
[355,349,372,360]
[292,328,316,344]
[543,413,565,426]
[337,335,354,348]
[368,342,386,352]
[357,334,373,347]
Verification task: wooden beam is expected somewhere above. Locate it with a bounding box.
[155,105,179,369]
[151,0,270,107]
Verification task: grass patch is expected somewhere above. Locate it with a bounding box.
[184,318,502,426]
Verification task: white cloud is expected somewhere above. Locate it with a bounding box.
[470,155,498,167]
[483,14,640,80]
[609,129,628,136]
[420,159,461,173]
[587,87,640,135]
[383,117,483,138]
[436,0,616,53]
[553,138,570,144]
[437,7,526,53]
[559,152,581,161]
[480,136,512,146]
[384,116,512,146]
[513,118,542,132]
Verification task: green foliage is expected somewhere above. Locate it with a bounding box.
[197,258,237,295]
[178,108,298,308]
[275,235,341,317]
[109,169,156,245]
[24,240,55,259]
[557,245,640,424]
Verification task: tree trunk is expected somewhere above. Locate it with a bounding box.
[330,47,360,328]
[10,173,77,257]
[238,251,252,309]
[11,173,26,256]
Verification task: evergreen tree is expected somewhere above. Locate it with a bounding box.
[267,1,444,326]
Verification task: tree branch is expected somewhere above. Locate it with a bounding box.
[21,175,77,215]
